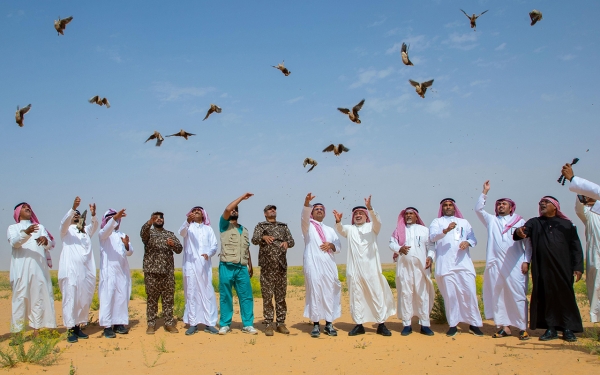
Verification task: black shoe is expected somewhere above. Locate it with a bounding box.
[401,326,413,336]
[324,323,337,337]
[113,325,129,335]
[348,324,365,336]
[469,325,484,337]
[562,329,577,342]
[420,326,434,336]
[74,326,89,339]
[310,325,320,338]
[446,326,458,337]
[376,324,392,337]
[104,328,116,339]
[67,329,78,343]
[539,328,558,341]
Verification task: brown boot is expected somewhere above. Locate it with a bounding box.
[146,326,155,335]
[264,323,274,336]
[164,324,179,334]
[276,323,290,334]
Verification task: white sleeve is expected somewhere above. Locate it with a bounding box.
[331,228,341,254]
[429,219,445,242]
[474,193,492,227]
[98,218,117,240]
[569,176,600,201]
[370,210,381,234]
[8,225,31,248]
[389,237,401,253]
[87,216,99,237]
[335,222,348,238]
[125,238,134,256]
[425,228,435,259]
[575,196,587,224]
[464,221,477,247]
[301,206,311,236]
[60,209,75,238]
[179,221,190,237]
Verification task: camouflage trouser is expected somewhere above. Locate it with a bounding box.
[260,267,287,324]
[144,272,175,327]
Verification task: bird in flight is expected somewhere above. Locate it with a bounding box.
[203,104,222,121]
[166,129,196,140]
[323,144,350,156]
[89,96,111,108]
[54,16,73,35]
[303,158,318,172]
[338,99,365,124]
[401,43,413,66]
[460,9,488,30]
[409,79,434,98]
[15,104,31,127]
[145,131,164,147]
[529,10,543,26]
[272,61,291,76]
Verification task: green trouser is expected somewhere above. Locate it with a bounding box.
[219,262,254,327]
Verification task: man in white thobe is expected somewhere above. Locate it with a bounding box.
[389,206,435,336]
[334,195,396,337]
[98,208,133,338]
[475,181,532,340]
[59,196,98,343]
[429,198,483,337]
[179,206,219,335]
[7,202,56,335]
[302,193,342,338]
[562,164,600,323]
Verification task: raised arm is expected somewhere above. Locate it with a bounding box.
[60,209,76,238]
[223,193,253,220]
[179,220,190,238]
[333,210,347,238]
[87,216,99,238]
[140,221,152,246]
[364,195,381,234]
[569,176,600,201]
[301,193,316,236]
[98,218,117,240]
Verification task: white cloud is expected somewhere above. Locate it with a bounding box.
[541,93,557,101]
[444,20,463,29]
[367,17,387,28]
[350,67,394,89]
[286,96,304,104]
[386,35,430,55]
[7,10,25,18]
[152,82,215,101]
[533,46,546,53]
[96,46,122,63]
[473,56,516,69]
[470,79,490,87]
[559,54,576,61]
[220,93,229,98]
[495,42,506,51]
[443,32,479,50]
[367,94,411,113]
[426,100,450,118]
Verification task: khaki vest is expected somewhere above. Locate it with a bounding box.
[219,223,250,266]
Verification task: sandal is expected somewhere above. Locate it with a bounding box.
[519,330,530,341]
[492,329,509,338]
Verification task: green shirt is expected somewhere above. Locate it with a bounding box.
[220,215,243,235]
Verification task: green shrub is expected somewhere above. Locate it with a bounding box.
[430,280,447,324]
[476,275,485,318]
[173,290,185,320]
[0,330,64,368]
[50,274,61,301]
[288,274,305,287]
[382,270,396,289]
[250,277,262,297]
[90,291,99,311]
[574,279,588,296]
[131,284,147,301]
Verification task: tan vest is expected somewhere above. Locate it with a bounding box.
[219,223,250,266]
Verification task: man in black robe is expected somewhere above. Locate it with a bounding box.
[513,196,584,342]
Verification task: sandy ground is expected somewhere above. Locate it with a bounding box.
[0,270,598,375]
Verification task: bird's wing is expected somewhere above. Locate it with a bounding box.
[184,132,196,137]
[322,144,335,153]
[203,108,213,120]
[303,158,309,167]
[477,10,489,17]
[307,164,316,172]
[401,42,408,53]
[409,79,420,87]
[352,99,365,113]
[215,105,222,113]
[337,108,350,115]
[20,104,31,115]
[156,138,163,147]
[422,79,434,88]
[61,16,73,27]
[460,9,470,18]
[166,132,180,137]
[102,98,110,108]
[89,95,99,103]
[145,134,157,142]
[339,144,350,153]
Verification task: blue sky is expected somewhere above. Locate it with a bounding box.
[1,0,599,270]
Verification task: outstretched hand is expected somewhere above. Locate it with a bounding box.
[562,163,574,181]
[89,203,96,217]
[304,193,316,207]
[333,210,343,223]
[515,227,527,239]
[240,192,254,201]
[114,209,127,221]
[482,180,490,195]
[72,196,81,211]
[364,195,373,210]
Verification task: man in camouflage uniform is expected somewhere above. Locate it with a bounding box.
[140,212,183,334]
[251,205,295,336]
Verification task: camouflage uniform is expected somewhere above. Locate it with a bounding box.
[251,221,295,324]
[140,223,183,327]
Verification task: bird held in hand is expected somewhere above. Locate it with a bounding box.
[409,79,434,98]
[303,158,318,172]
[338,99,365,124]
[54,16,73,35]
[145,131,164,147]
[76,210,87,233]
[529,10,543,26]
[460,9,488,30]
[15,104,31,127]
[203,104,222,121]
[272,61,291,76]
[166,129,196,140]
[323,144,350,156]
[89,96,110,108]
[401,43,413,66]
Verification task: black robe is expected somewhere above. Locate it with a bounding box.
[513,216,584,332]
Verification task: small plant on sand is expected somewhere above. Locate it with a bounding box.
[579,326,600,356]
[69,359,76,375]
[353,338,370,349]
[430,281,447,324]
[154,338,169,353]
[141,342,162,368]
[0,329,65,368]
[382,270,395,288]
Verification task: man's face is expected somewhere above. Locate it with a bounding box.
[539,199,557,217]
[353,210,366,225]
[230,207,239,221]
[442,201,455,217]
[312,205,325,222]
[19,204,32,221]
[496,201,511,216]
[71,211,81,225]
[264,207,277,220]
[192,208,204,223]
[404,210,416,224]
[153,214,164,228]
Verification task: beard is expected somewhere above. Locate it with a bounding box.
[230,214,239,221]
[154,223,164,229]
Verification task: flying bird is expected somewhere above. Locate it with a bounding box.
[54,16,73,35]
[303,158,318,172]
[272,61,291,76]
[145,131,164,147]
[338,99,365,124]
[203,104,222,121]
[323,144,350,156]
[409,79,434,98]
[15,104,31,127]
[460,9,488,30]
[76,210,87,233]
[166,129,196,140]
[89,96,110,108]
[529,10,543,26]
[401,43,413,66]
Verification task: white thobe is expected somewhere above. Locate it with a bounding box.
[336,210,396,324]
[389,224,435,326]
[98,218,133,328]
[7,221,56,331]
[179,221,218,327]
[301,207,342,322]
[429,216,482,327]
[58,209,99,328]
[475,194,532,330]
[574,194,600,323]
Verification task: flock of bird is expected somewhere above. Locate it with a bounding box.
[15,9,544,172]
